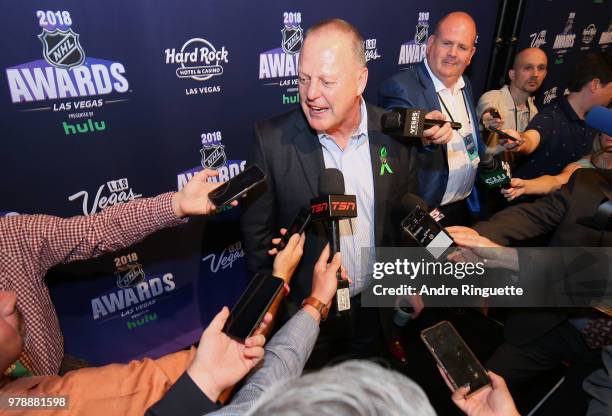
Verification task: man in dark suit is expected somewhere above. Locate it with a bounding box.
[447,166,612,414]
[378,11,485,226]
[241,18,451,366]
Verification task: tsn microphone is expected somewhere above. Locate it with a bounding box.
[381,108,462,138]
[400,194,455,260]
[310,168,357,314]
[479,152,511,190]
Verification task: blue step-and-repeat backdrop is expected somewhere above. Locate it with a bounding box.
[516,0,611,107]
[4,0,607,366]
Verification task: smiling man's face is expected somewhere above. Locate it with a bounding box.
[298,28,367,138]
[426,13,476,88]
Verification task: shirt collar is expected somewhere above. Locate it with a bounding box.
[560,95,581,122]
[500,85,516,110]
[501,85,534,113]
[424,58,465,95]
[318,97,368,143]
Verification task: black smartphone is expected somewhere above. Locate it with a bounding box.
[421,321,491,396]
[277,206,311,250]
[224,274,284,342]
[487,125,520,143]
[208,165,266,208]
[401,205,454,259]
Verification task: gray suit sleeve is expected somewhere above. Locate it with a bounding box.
[207,309,320,415]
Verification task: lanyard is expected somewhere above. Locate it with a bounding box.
[436,89,472,128]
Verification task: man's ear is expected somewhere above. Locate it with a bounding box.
[356,67,368,96]
[508,69,515,83]
[426,34,435,53]
[588,78,601,93]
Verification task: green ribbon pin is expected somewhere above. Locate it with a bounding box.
[379,147,393,175]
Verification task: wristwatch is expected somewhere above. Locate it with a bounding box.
[301,296,329,321]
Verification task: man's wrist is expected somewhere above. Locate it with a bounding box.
[171,192,186,218]
[272,269,289,282]
[187,366,222,402]
[310,291,332,306]
[302,303,322,324]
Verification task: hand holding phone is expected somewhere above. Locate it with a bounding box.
[208,165,266,208]
[421,321,491,396]
[223,274,284,342]
[487,125,522,143]
[276,207,311,250]
[481,107,503,129]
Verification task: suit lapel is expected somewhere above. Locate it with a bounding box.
[368,107,393,244]
[291,113,324,197]
[417,62,441,112]
[417,62,448,158]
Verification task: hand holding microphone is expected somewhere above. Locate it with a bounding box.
[423,110,455,145]
[310,168,357,315]
[381,108,457,144]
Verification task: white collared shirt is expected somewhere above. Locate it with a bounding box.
[424,58,478,206]
[317,98,375,296]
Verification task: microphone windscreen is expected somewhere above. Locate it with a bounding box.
[400,193,430,213]
[318,168,345,195]
[586,106,612,136]
[479,152,498,172]
[381,109,403,130]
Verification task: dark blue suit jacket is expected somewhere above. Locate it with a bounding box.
[378,61,484,213]
[241,104,420,303]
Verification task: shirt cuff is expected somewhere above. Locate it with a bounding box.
[152,192,188,228]
[145,371,219,416]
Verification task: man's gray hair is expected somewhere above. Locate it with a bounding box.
[246,360,437,416]
[305,18,366,68]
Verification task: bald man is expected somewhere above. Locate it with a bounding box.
[477,47,548,132]
[379,12,485,226]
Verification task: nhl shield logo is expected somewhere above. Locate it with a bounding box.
[415,23,429,45]
[281,26,303,55]
[38,28,85,69]
[115,263,146,289]
[200,144,227,169]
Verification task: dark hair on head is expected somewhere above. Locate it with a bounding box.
[305,18,366,67]
[567,52,612,93]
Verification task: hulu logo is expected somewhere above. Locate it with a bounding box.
[126,313,157,330]
[63,119,106,135]
[282,92,299,105]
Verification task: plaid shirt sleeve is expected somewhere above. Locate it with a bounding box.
[0,192,186,376]
[5,192,185,280]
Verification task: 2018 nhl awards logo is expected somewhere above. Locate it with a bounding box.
[398,12,429,66]
[115,262,146,289]
[5,10,130,134]
[200,130,227,170]
[201,143,226,169]
[38,28,85,68]
[415,20,428,44]
[259,12,304,106]
[281,24,303,55]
